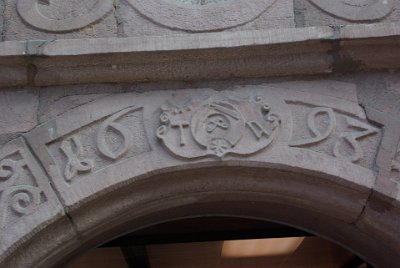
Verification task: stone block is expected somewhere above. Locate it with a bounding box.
[356,193,400,257]
[0,138,66,262]
[25,84,377,214]
[0,90,38,135]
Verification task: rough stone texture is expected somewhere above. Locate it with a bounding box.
[0,0,5,41]
[0,75,398,267]
[0,0,398,41]
[0,90,38,135]
[24,82,377,209]
[3,0,117,41]
[121,0,294,37]
[37,84,114,123]
[0,138,67,264]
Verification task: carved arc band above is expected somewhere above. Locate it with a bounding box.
[126,0,278,31]
[17,0,114,32]
[308,0,394,22]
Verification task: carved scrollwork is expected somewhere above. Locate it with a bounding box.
[17,0,114,32]
[60,136,93,182]
[308,0,394,22]
[157,95,283,158]
[127,0,277,31]
[0,140,51,232]
[1,185,42,229]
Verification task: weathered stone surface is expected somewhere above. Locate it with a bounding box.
[120,0,294,37]
[0,91,38,135]
[356,193,400,260]
[24,82,377,211]
[297,0,400,26]
[0,0,399,41]
[0,76,397,267]
[0,138,66,263]
[352,72,400,200]
[0,0,5,41]
[37,84,113,123]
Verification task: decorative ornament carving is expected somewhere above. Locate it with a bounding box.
[60,136,93,182]
[126,0,277,31]
[308,0,394,22]
[157,95,282,158]
[0,139,51,231]
[17,0,113,32]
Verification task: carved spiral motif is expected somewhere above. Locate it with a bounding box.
[8,186,41,215]
[17,0,114,32]
[126,0,278,31]
[0,185,41,229]
[308,0,394,21]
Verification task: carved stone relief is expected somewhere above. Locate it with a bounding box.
[289,105,380,168]
[157,94,287,158]
[25,105,151,187]
[126,0,278,31]
[0,138,62,244]
[307,0,394,21]
[17,0,114,32]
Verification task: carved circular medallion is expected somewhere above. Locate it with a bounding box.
[126,0,277,31]
[17,0,114,32]
[308,0,394,22]
[156,93,286,159]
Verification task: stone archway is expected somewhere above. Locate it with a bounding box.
[0,81,399,267]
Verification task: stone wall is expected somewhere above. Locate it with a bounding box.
[0,0,400,267]
[1,0,399,40]
[0,73,399,267]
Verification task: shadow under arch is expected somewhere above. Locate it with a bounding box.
[6,162,396,268]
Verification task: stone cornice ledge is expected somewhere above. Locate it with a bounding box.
[0,22,400,88]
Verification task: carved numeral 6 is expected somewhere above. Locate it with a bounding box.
[97,107,135,160]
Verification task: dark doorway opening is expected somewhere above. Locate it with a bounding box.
[68,217,372,268]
